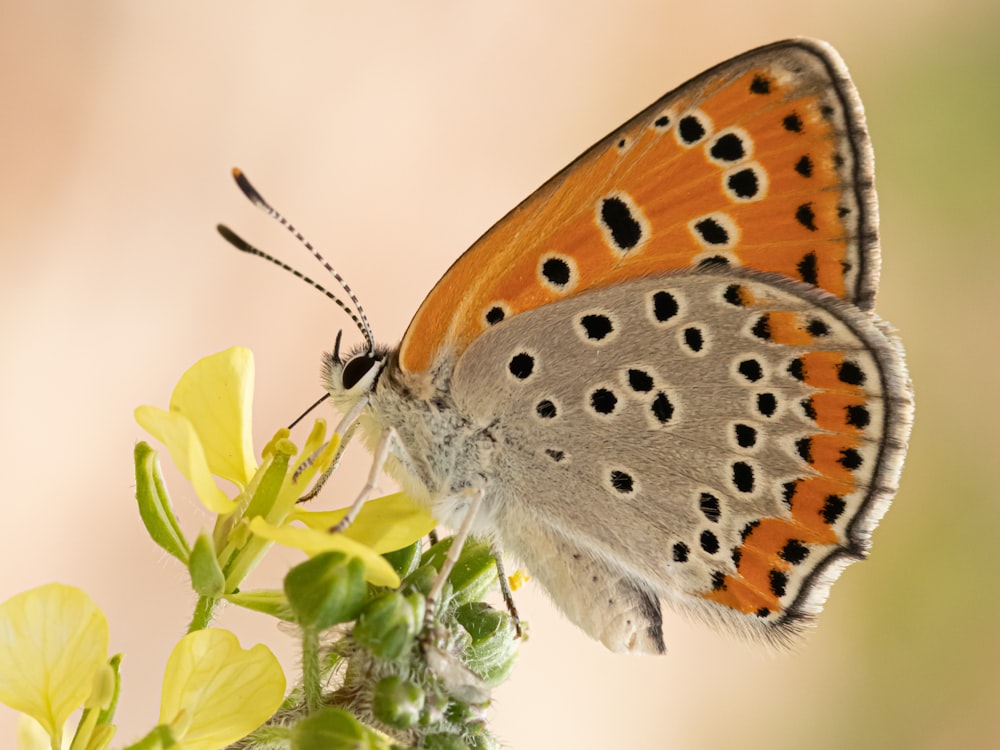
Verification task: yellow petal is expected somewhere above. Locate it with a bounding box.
[0,584,109,741]
[134,406,237,515]
[158,629,284,750]
[249,518,400,587]
[292,492,435,553]
[16,714,71,750]
[169,347,257,489]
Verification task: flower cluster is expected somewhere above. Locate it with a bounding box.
[0,348,519,750]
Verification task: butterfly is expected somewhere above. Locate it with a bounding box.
[228,38,913,653]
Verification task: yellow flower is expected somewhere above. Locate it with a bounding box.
[135,347,257,514]
[158,629,284,750]
[251,492,437,588]
[0,584,109,748]
[134,347,435,599]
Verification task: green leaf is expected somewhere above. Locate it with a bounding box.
[284,551,366,630]
[188,532,226,597]
[133,442,190,563]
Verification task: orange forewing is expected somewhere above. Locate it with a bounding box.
[400,40,875,375]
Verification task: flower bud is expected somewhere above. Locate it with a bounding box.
[372,675,425,729]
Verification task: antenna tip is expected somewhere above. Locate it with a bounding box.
[217,223,252,252]
[231,167,243,179]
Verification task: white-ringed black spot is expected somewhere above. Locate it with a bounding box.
[801,397,817,421]
[540,255,573,288]
[757,392,778,418]
[787,357,806,381]
[782,481,799,507]
[732,461,755,492]
[845,404,871,428]
[672,542,689,563]
[682,326,705,353]
[599,195,644,250]
[734,424,757,448]
[609,469,635,494]
[590,388,618,415]
[694,217,729,245]
[535,399,557,419]
[508,352,535,380]
[797,251,819,284]
[678,114,707,144]
[651,290,679,323]
[579,313,614,341]
[650,392,674,424]
[769,569,788,597]
[485,305,506,325]
[617,137,628,150]
[822,494,846,524]
[795,437,813,464]
[838,360,866,386]
[654,113,671,129]
[796,203,818,231]
[737,358,763,382]
[839,448,863,471]
[724,164,766,202]
[709,132,746,162]
[699,493,721,523]
[731,547,743,566]
[806,318,830,337]
[700,529,720,554]
[627,368,654,392]
[724,284,747,306]
[756,607,770,618]
[780,540,809,564]
[751,314,772,340]
[795,155,813,177]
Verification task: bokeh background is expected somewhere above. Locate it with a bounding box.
[1,2,997,748]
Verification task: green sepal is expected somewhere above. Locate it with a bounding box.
[224,589,296,621]
[352,591,425,661]
[401,563,439,597]
[133,442,190,563]
[423,538,497,604]
[284,551,366,630]
[96,653,123,725]
[453,602,518,686]
[188,531,226,597]
[381,539,422,579]
[290,706,389,750]
[372,675,425,729]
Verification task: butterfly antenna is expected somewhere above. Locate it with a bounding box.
[226,168,376,353]
[217,224,370,339]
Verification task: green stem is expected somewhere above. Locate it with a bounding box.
[301,626,322,714]
[188,595,219,632]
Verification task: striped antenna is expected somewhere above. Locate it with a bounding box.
[223,168,376,352]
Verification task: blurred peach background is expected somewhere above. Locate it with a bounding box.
[2,2,997,748]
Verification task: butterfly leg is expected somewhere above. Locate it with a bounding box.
[329,423,395,533]
[426,487,484,610]
[491,550,523,638]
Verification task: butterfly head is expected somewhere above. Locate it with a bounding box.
[322,330,389,409]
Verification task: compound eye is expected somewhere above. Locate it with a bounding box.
[342,353,379,390]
